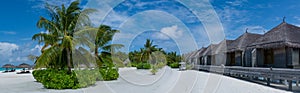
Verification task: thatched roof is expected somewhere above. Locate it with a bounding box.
[228,32,262,52]
[17,63,31,68]
[2,64,15,68]
[202,44,218,56]
[215,40,234,53]
[248,22,300,48]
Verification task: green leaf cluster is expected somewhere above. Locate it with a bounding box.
[136,62,151,69]
[32,69,98,89]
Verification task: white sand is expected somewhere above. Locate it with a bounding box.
[0,67,291,93]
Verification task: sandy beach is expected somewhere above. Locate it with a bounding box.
[0,67,291,93]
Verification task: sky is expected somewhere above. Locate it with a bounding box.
[1,0,300,66]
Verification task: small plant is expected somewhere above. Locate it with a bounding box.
[169,63,180,68]
[150,65,158,75]
[136,62,151,69]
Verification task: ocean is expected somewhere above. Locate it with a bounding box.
[0,68,23,71]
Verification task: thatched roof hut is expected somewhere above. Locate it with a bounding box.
[17,63,31,68]
[2,64,15,68]
[215,40,234,53]
[202,44,218,56]
[228,32,262,52]
[248,22,300,48]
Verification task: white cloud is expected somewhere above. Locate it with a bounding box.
[0,42,41,66]
[151,32,170,40]
[9,57,28,62]
[245,25,267,34]
[0,31,16,35]
[225,0,248,7]
[160,25,183,39]
[0,42,19,57]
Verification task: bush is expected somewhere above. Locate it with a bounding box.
[136,62,151,69]
[169,63,179,68]
[130,62,137,67]
[32,69,98,89]
[99,67,119,81]
[150,65,158,75]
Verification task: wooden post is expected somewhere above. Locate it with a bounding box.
[267,78,270,86]
[288,80,292,91]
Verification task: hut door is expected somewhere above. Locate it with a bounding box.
[230,53,235,66]
[264,49,274,66]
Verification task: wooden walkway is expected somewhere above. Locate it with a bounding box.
[193,65,300,91]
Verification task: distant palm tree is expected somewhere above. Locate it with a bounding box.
[166,51,181,65]
[32,0,96,73]
[140,39,158,62]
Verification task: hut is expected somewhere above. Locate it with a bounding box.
[227,31,262,66]
[214,39,234,65]
[248,21,300,68]
[189,48,207,65]
[198,40,234,66]
[17,63,31,69]
[201,44,217,65]
[2,64,16,72]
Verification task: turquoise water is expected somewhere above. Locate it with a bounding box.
[0,68,23,71]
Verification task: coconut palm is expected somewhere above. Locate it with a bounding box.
[32,0,96,73]
[94,25,124,66]
[140,39,158,62]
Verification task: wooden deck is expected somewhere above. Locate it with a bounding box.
[193,65,300,91]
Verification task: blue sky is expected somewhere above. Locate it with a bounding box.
[1,0,300,66]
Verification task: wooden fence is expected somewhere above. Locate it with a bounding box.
[193,65,300,91]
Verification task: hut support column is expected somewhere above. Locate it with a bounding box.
[267,78,270,86]
[288,80,292,91]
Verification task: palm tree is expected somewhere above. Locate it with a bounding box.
[32,0,96,73]
[166,51,182,65]
[89,25,124,67]
[140,39,158,62]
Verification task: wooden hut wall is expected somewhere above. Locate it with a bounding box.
[256,49,264,67]
[205,56,212,65]
[226,52,232,66]
[273,48,287,68]
[286,48,293,68]
[235,51,242,66]
[214,53,226,66]
[292,48,300,68]
[244,49,253,67]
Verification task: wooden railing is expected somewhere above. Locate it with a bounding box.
[193,65,300,91]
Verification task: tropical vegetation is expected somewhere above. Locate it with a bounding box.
[32,0,121,89]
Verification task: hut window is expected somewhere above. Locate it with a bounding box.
[264,49,274,64]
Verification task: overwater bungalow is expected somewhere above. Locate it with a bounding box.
[226,31,262,66]
[247,21,300,68]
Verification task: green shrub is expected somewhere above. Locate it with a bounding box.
[150,65,158,75]
[170,63,179,68]
[99,67,119,81]
[130,62,137,67]
[32,69,98,89]
[143,63,151,69]
[156,62,166,69]
[136,62,151,69]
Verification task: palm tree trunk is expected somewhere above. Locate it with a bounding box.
[95,45,98,57]
[66,48,72,74]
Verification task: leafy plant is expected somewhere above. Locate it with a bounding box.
[150,65,158,75]
[32,69,98,89]
[99,67,119,81]
[136,62,151,69]
[170,63,180,68]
